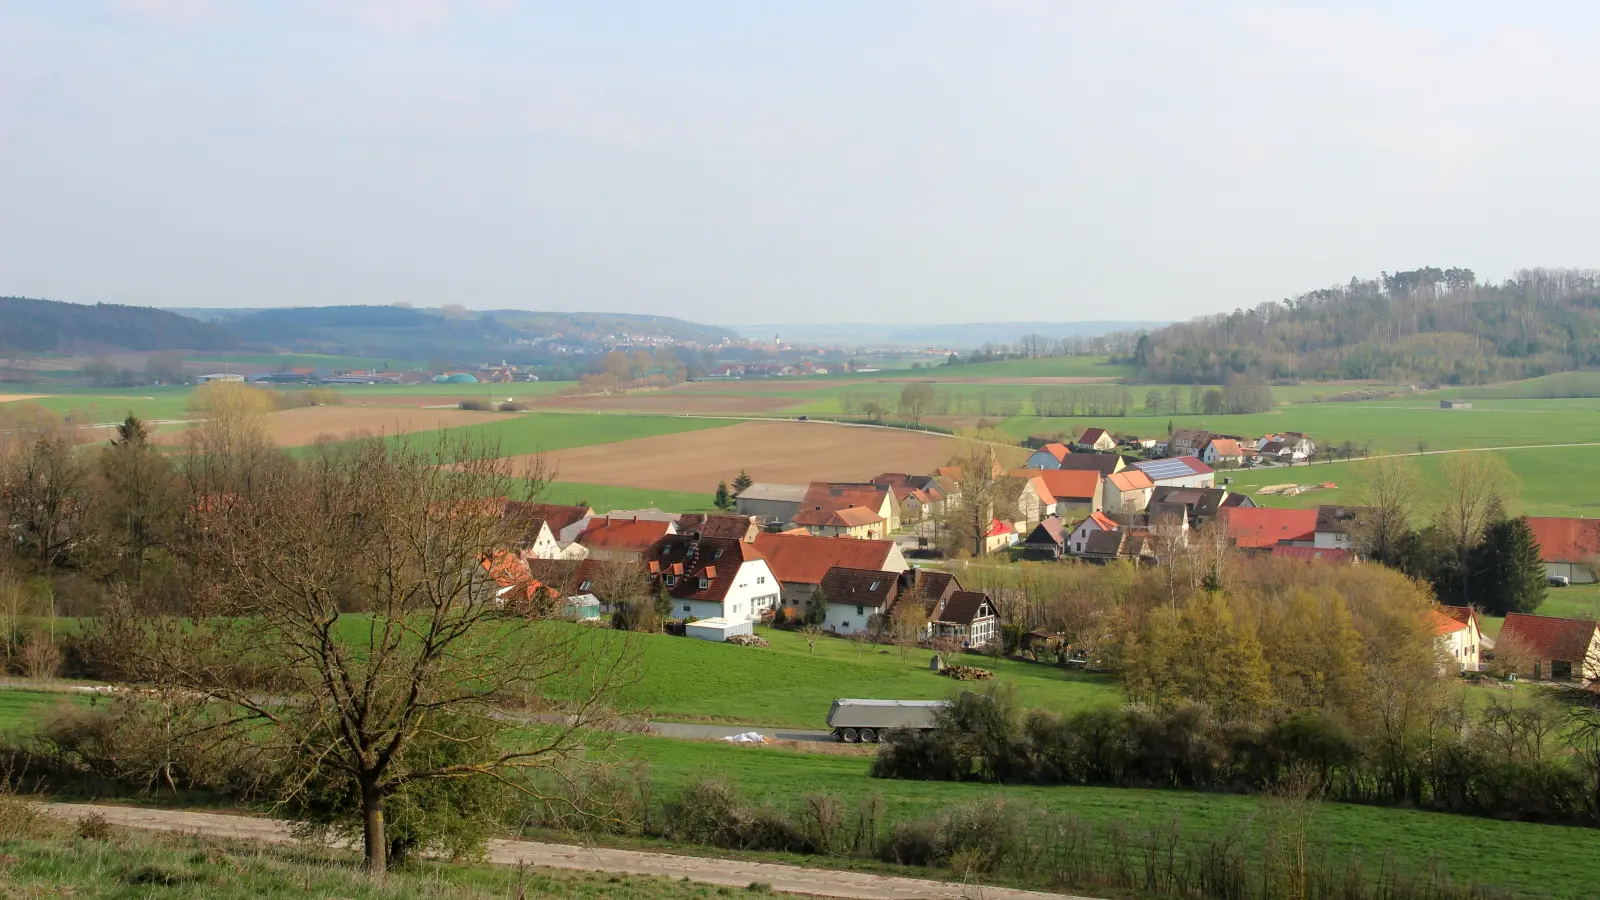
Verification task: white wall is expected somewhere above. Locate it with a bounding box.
[524,524,563,560]
[825,601,884,635]
[1067,517,1111,555]
[1547,562,1598,584]
[1152,473,1214,490]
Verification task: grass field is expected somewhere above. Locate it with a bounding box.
[1226,443,1600,518]
[621,734,1600,900]
[606,626,1116,728]
[0,824,776,900]
[899,356,1135,380]
[0,689,83,731]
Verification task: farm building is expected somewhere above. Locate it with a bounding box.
[1440,400,1472,409]
[1131,456,1215,489]
[1525,517,1600,584]
[1102,468,1155,515]
[649,532,780,622]
[734,483,808,525]
[196,372,244,384]
[1496,613,1600,682]
[751,533,907,614]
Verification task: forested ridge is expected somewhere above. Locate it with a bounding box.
[0,296,237,353]
[1133,267,1600,384]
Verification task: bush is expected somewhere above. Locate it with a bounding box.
[76,811,113,841]
[661,777,809,853]
[458,399,494,411]
[498,401,531,412]
[877,799,1024,873]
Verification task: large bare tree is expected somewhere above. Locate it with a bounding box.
[1432,452,1517,606]
[1352,454,1419,563]
[100,434,635,871]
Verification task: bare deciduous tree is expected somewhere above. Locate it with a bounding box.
[99,435,636,872]
[1351,455,1419,563]
[1433,453,1517,606]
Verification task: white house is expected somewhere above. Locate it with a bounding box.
[1433,606,1483,673]
[1526,517,1600,584]
[817,566,900,635]
[1130,456,1216,490]
[1066,511,1119,556]
[649,534,780,622]
[1076,428,1117,453]
[1313,505,1367,550]
[929,590,1000,648]
[1200,438,1246,467]
[1258,432,1315,461]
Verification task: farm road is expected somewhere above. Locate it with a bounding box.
[37,802,1097,900]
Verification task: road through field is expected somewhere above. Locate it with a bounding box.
[37,802,1097,900]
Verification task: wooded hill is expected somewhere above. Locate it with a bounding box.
[0,296,237,354]
[1133,267,1600,384]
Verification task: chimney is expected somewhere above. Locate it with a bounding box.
[632,516,638,523]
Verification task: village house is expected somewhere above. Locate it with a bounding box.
[486,554,600,621]
[1053,454,1125,476]
[1020,516,1068,558]
[1257,432,1315,460]
[733,483,809,525]
[1028,468,1104,520]
[998,474,1053,532]
[816,566,898,634]
[1131,456,1216,489]
[800,482,900,532]
[1167,429,1211,458]
[1525,517,1600,584]
[649,532,780,622]
[1313,505,1370,550]
[1078,528,1154,564]
[1146,486,1253,529]
[1066,511,1119,556]
[1496,612,1600,682]
[1076,427,1117,453]
[928,590,999,648]
[1219,507,1318,550]
[504,501,594,547]
[793,506,886,539]
[983,518,1018,554]
[1023,442,1072,470]
[751,532,908,617]
[1102,468,1155,516]
[1200,437,1246,467]
[575,516,678,562]
[1433,605,1483,672]
[872,473,947,521]
[676,513,760,543]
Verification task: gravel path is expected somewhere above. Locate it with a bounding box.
[38,802,1094,900]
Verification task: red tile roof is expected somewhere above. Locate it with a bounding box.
[1430,609,1468,636]
[1026,469,1102,502]
[648,534,765,603]
[1439,605,1477,628]
[1220,507,1318,549]
[793,506,884,528]
[1041,442,1071,461]
[1498,613,1598,663]
[1207,438,1244,458]
[576,517,675,551]
[1525,517,1600,564]
[751,533,898,585]
[504,501,592,536]
[987,518,1014,537]
[1086,511,1118,531]
[1079,427,1109,444]
[800,483,891,519]
[676,514,757,541]
[1026,475,1056,506]
[1107,469,1154,492]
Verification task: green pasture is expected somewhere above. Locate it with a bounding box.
[1227,443,1600,519]
[0,689,88,732]
[618,734,1600,900]
[913,356,1135,380]
[604,626,1116,728]
[0,388,195,424]
[1441,371,1600,401]
[538,481,719,514]
[317,382,569,399]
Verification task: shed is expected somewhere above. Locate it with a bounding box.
[1440,400,1471,409]
[685,617,754,643]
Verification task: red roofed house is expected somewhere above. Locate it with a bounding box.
[984,518,1017,554]
[1067,511,1120,556]
[752,533,908,616]
[1201,437,1246,467]
[1219,507,1319,550]
[648,532,780,622]
[1024,442,1073,470]
[1076,427,1117,453]
[676,513,760,543]
[576,516,678,562]
[1525,517,1600,584]
[1024,468,1104,521]
[1497,612,1600,682]
[871,473,947,522]
[800,482,899,532]
[793,505,886,539]
[930,590,1000,648]
[1270,546,1353,565]
[1102,468,1155,516]
[503,501,594,555]
[1432,605,1483,672]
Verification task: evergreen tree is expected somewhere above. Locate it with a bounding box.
[804,586,829,626]
[731,470,753,496]
[1473,516,1548,615]
[713,480,731,510]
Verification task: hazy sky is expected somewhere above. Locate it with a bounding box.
[3,1,1598,325]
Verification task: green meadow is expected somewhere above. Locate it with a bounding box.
[601,626,1117,728]
[918,355,1136,379]
[619,734,1600,900]
[538,481,720,514]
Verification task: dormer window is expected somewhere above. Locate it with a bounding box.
[713,548,724,560]
[579,580,592,592]
[665,575,676,586]
[699,577,709,589]
[869,581,880,591]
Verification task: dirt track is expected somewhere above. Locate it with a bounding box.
[531,420,960,492]
[37,802,1094,900]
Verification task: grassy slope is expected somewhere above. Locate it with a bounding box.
[612,626,1116,728]
[539,481,720,514]
[1226,443,1600,518]
[621,735,1600,900]
[2,825,781,899]
[909,356,1136,379]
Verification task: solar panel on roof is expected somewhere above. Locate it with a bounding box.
[1133,458,1196,480]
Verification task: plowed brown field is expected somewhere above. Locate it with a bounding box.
[158,406,515,447]
[521,421,966,492]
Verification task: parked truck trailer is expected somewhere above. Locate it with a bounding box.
[826,698,946,743]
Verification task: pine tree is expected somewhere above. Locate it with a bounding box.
[713,480,731,510]
[804,586,829,626]
[1474,516,1548,615]
[731,470,753,496]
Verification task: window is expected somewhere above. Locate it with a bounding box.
[579,580,592,591]
[714,548,724,560]
[699,577,709,589]
[869,581,880,591]
[857,605,865,616]
[665,575,676,586]
[757,576,765,585]
[683,604,691,613]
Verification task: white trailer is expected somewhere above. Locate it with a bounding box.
[826,698,946,743]
[685,617,754,643]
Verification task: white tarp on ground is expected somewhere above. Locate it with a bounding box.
[721,732,769,743]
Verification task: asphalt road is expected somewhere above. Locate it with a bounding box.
[37,802,1098,900]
